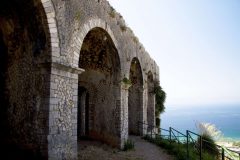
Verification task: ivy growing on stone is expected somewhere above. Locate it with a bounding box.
[109,6,116,18]
[120,24,127,32]
[123,139,135,151]
[154,85,166,116]
[122,77,132,85]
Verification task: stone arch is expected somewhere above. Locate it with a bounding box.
[41,0,60,58]
[70,18,118,68]
[147,71,155,131]
[0,0,59,158]
[124,53,146,80]
[77,26,121,147]
[128,57,144,135]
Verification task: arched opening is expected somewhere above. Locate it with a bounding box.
[128,58,143,135]
[0,0,50,158]
[147,71,155,131]
[78,27,121,147]
[77,87,90,139]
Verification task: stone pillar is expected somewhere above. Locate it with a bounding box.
[139,85,147,136]
[147,92,155,133]
[119,82,131,148]
[150,77,157,133]
[47,62,84,160]
[152,95,156,128]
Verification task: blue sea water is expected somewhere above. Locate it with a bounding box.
[161,104,240,140]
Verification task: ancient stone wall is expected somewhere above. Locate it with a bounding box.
[47,67,79,159]
[147,72,156,132]
[0,0,51,158]
[0,0,159,159]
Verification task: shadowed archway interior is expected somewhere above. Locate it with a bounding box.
[128,57,143,135]
[78,87,90,139]
[147,71,155,131]
[78,27,121,147]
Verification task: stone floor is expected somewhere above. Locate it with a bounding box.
[78,136,174,160]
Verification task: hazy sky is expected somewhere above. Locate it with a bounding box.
[109,0,240,106]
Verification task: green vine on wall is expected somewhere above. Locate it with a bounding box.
[120,24,127,32]
[122,77,132,85]
[154,85,166,116]
[109,6,116,18]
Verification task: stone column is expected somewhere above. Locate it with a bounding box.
[47,62,84,160]
[145,79,155,133]
[139,86,147,136]
[119,82,131,148]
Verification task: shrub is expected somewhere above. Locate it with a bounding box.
[196,122,223,141]
[109,7,116,18]
[123,139,135,151]
[132,36,139,43]
[200,134,219,157]
[120,25,127,32]
[122,77,131,85]
[143,135,217,160]
[154,85,166,115]
[196,122,221,158]
[156,117,160,127]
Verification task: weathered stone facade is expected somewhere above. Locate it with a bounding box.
[0,0,159,159]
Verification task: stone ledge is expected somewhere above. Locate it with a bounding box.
[51,62,85,75]
[37,62,85,75]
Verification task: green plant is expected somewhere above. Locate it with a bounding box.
[196,122,221,158]
[120,24,127,32]
[143,135,217,160]
[154,85,166,116]
[132,36,139,43]
[143,135,186,159]
[122,77,132,85]
[109,6,116,18]
[123,139,135,151]
[196,122,223,141]
[156,117,160,127]
[199,134,219,157]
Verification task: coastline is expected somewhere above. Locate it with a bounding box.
[162,104,240,142]
[217,139,240,153]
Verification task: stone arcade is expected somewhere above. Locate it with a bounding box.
[0,0,159,159]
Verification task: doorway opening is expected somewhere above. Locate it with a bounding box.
[128,58,143,135]
[78,87,90,140]
[77,27,121,146]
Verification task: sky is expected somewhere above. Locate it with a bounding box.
[109,0,240,107]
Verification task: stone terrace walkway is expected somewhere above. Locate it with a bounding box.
[78,136,174,160]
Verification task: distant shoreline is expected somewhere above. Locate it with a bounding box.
[162,104,240,143]
[217,140,240,153]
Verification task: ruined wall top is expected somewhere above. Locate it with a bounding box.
[47,0,159,83]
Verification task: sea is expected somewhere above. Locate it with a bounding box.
[161,104,240,141]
